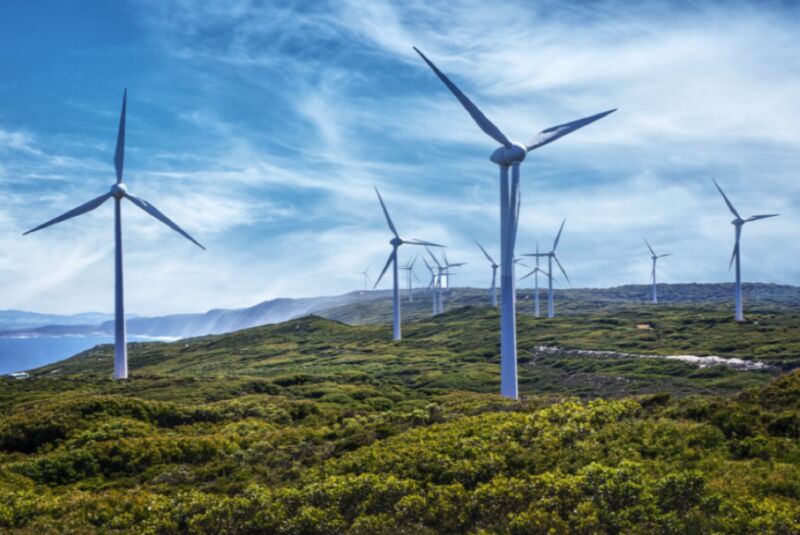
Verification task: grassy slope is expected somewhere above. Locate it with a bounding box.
[0,303,798,533]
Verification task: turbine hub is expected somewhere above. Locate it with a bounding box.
[390,237,402,247]
[490,142,527,166]
[110,183,128,199]
[733,219,744,226]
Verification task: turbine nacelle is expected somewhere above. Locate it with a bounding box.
[490,143,527,166]
[390,237,403,247]
[110,183,128,199]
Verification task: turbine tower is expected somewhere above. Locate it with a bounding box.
[23,90,204,380]
[520,242,549,317]
[373,187,442,339]
[414,47,614,399]
[475,240,499,307]
[643,239,672,304]
[712,179,778,322]
[524,220,570,318]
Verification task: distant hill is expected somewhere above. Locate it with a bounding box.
[0,310,114,331]
[2,282,798,340]
[0,291,389,339]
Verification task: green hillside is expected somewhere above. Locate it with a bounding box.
[1,304,799,533]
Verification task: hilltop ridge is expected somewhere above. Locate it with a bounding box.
[3,282,799,340]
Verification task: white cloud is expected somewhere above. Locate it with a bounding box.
[1,0,798,315]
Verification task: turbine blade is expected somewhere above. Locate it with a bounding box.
[729,224,741,271]
[643,238,656,257]
[413,271,421,283]
[125,193,205,250]
[728,243,738,271]
[23,193,112,235]
[554,255,571,285]
[373,251,395,289]
[553,219,566,251]
[426,247,442,267]
[114,89,127,184]
[405,238,444,247]
[520,270,536,281]
[374,187,399,238]
[475,239,496,265]
[711,178,741,219]
[658,253,673,258]
[527,109,616,152]
[413,47,511,147]
[746,214,779,222]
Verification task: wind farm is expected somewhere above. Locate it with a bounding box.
[2,1,800,533]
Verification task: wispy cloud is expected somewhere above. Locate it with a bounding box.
[1,0,798,314]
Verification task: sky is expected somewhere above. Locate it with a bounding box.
[1,0,799,316]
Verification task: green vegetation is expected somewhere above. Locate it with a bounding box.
[1,303,799,533]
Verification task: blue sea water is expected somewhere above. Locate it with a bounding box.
[0,335,168,375]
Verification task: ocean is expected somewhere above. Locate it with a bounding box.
[0,335,172,375]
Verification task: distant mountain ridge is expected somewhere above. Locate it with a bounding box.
[0,291,388,339]
[2,282,798,340]
[0,310,115,331]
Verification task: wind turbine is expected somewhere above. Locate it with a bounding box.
[712,179,778,322]
[399,254,420,301]
[643,239,672,304]
[422,257,438,315]
[519,242,550,317]
[23,90,204,380]
[426,248,447,314]
[475,240,499,307]
[441,250,465,295]
[414,47,614,399]
[524,220,569,318]
[356,265,371,292]
[373,188,442,339]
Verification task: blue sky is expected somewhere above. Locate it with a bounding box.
[1,0,799,315]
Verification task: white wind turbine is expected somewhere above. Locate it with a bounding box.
[356,265,371,292]
[643,239,672,304]
[475,240,499,307]
[524,220,570,318]
[399,254,420,301]
[712,179,778,322]
[23,90,204,380]
[519,242,550,318]
[426,248,447,314]
[422,257,439,315]
[427,248,465,314]
[373,188,443,339]
[441,250,466,295]
[414,47,614,399]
